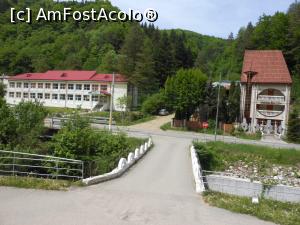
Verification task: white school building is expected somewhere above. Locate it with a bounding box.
[3,70,128,111]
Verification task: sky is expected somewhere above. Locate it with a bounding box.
[110,0,296,38]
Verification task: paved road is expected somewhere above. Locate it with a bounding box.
[0,135,274,225]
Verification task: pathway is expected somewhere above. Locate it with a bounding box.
[0,134,274,225]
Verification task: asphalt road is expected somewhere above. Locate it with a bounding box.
[0,135,274,225]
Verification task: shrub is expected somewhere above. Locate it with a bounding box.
[194,142,217,170]
[141,91,166,115]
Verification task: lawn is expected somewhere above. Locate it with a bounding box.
[45,106,86,116]
[88,111,155,126]
[194,142,300,186]
[160,122,260,140]
[0,176,84,190]
[203,191,300,225]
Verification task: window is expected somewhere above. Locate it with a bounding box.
[92,96,99,102]
[30,93,36,99]
[76,84,82,90]
[24,83,29,88]
[60,84,66,89]
[23,93,28,98]
[45,83,51,89]
[67,94,73,100]
[9,92,14,98]
[68,84,74,90]
[53,83,59,89]
[38,83,43,89]
[38,93,43,99]
[92,84,99,91]
[9,82,15,88]
[84,84,90,90]
[17,82,22,88]
[52,94,58,100]
[30,83,36,88]
[75,95,81,101]
[45,93,50,99]
[83,95,90,101]
[100,85,108,91]
[60,94,66,100]
[16,92,21,98]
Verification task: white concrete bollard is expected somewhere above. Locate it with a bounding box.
[144,142,148,151]
[148,138,152,146]
[127,152,135,164]
[134,148,140,159]
[139,145,144,155]
[118,158,127,171]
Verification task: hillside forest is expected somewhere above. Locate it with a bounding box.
[0,0,299,105]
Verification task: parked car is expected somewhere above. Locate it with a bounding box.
[158,109,169,116]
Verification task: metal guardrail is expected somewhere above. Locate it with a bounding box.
[46,116,116,129]
[0,150,83,180]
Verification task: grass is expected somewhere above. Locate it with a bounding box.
[45,106,86,116]
[203,191,300,225]
[194,141,300,172]
[160,122,258,140]
[0,176,84,190]
[88,111,155,126]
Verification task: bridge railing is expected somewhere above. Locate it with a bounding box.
[45,116,116,129]
[0,150,83,180]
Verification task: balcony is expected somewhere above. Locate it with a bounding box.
[257,110,283,117]
[257,95,285,104]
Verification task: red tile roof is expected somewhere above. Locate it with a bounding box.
[241,50,292,84]
[8,70,127,83]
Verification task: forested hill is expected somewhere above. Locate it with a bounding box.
[0,0,299,101]
[0,0,228,95]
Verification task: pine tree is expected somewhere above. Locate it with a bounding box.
[287,109,300,143]
[133,38,159,95]
[118,24,145,78]
[153,32,176,87]
[227,82,240,123]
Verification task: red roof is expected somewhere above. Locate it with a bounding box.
[241,50,292,84]
[8,70,127,83]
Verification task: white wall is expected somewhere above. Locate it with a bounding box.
[5,80,128,111]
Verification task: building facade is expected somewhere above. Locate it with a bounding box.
[240,50,292,135]
[4,70,128,111]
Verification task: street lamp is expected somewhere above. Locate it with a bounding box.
[108,72,115,131]
[214,72,222,141]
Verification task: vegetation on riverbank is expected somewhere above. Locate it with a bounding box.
[0,176,84,190]
[203,191,300,225]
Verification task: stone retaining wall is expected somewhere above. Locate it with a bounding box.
[206,174,300,203]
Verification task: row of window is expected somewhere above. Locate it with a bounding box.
[8,92,101,101]
[9,82,108,91]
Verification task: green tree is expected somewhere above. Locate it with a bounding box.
[287,109,300,143]
[0,82,6,98]
[0,98,17,145]
[165,69,207,120]
[14,101,48,149]
[99,49,120,73]
[133,38,159,95]
[227,82,240,123]
[141,91,166,115]
[51,114,97,159]
[118,24,145,78]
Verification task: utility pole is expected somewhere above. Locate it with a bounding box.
[108,72,115,131]
[214,72,222,141]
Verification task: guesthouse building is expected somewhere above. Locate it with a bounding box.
[240,50,292,135]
